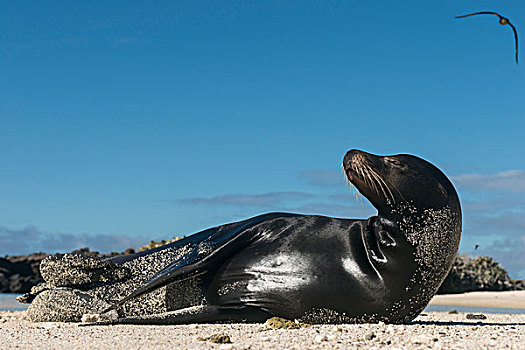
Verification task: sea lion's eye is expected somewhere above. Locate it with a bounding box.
[385,158,403,167]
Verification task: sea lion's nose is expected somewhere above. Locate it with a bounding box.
[343,149,366,169]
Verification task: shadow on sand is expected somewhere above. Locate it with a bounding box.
[411,320,525,326]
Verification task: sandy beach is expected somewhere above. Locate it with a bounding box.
[1,310,523,349]
[429,290,525,309]
[1,291,524,349]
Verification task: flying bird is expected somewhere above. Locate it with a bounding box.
[455,11,519,64]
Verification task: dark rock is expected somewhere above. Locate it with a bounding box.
[466,313,487,320]
[438,254,525,294]
[0,248,128,294]
[0,253,48,293]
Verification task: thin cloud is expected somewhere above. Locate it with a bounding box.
[453,170,525,193]
[176,191,315,207]
[299,169,345,188]
[475,212,525,233]
[461,194,524,214]
[285,203,375,218]
[0,225,151,256]
[459,189,525,240]
[474,236,525,280]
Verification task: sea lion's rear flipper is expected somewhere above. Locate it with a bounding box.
[40,254,130,287]
[87,305,271,325]
[20,254,131,304]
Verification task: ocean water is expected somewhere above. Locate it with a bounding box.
[424,304,525,315]
[0,293,28,311]
[1,293,524,314]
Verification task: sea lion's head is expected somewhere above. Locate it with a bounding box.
[342,149,462,322]
[343,150,461,224]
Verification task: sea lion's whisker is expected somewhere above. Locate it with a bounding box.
[366,165,379,194]
[343,168,357,203]
[357,165,376,207]
[362,165,379,195]
[346,181,360,204]
[361,165,374,190]
[364,164,388,197]
[385,179,406,202]
[342,168,349,186]
[375,171,395,203]
[365,164,388,201]
[356,164,370,188]
[368,165,396,204]
[345,161,375,206]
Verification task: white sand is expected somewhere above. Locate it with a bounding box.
[1,310,523,349]
[1,291,524,349]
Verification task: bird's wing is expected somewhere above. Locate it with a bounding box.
[455,11,502,19]
[508,21,519,64]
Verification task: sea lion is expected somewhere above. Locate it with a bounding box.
[22,149,461,324]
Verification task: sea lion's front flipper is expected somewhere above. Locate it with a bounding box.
[86,305,271,325]
[103,213,291,313]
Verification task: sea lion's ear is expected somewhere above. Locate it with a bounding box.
[437,183,448,197]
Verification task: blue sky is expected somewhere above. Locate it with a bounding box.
[1,1,524,279]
